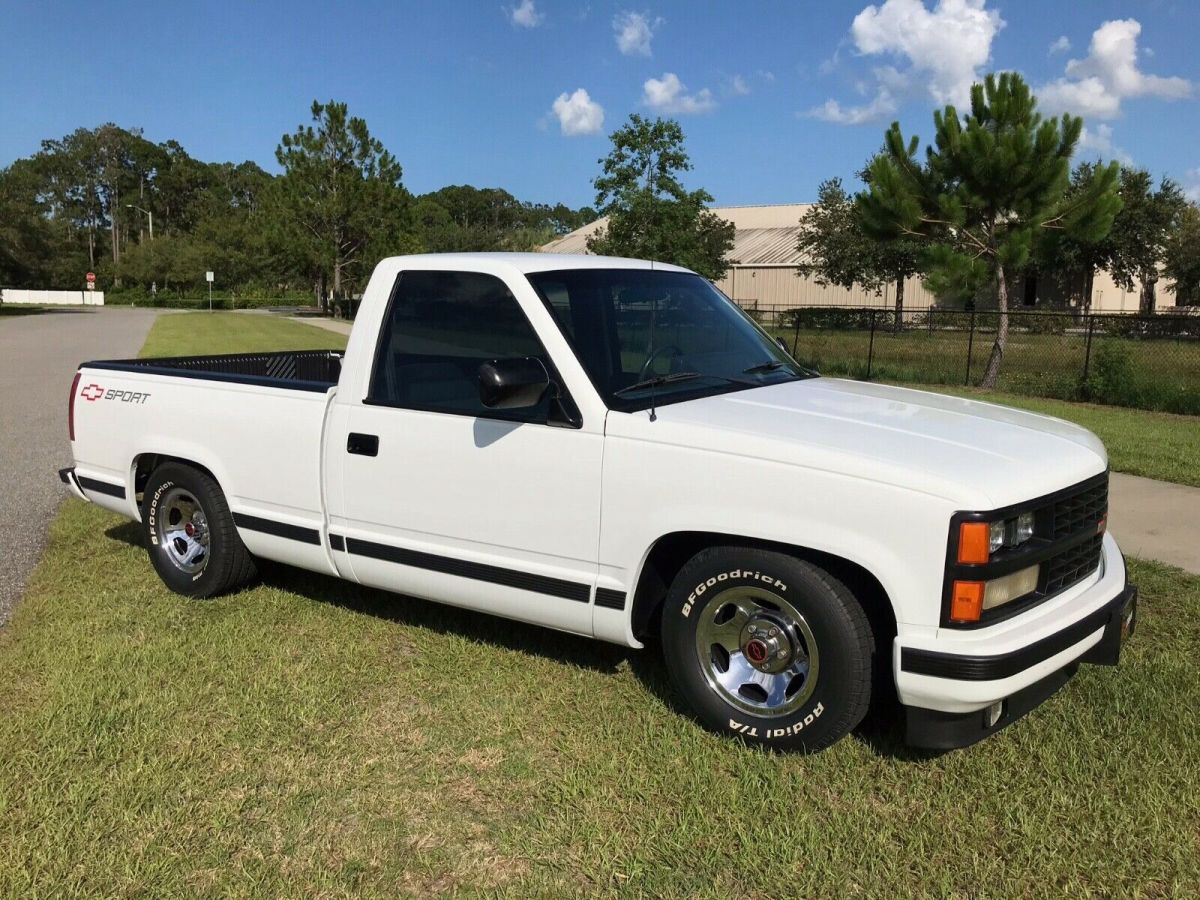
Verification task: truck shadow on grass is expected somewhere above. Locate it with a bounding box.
[104,520,920,760]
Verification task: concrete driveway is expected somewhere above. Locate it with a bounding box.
[0,307,162,625]
[1109,474,1200,575]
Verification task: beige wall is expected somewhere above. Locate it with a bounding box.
[716,266,936,310]
[716,265,1181,314]
[1086,269,1177,312]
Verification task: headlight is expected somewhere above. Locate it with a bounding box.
[960,511,1037,564]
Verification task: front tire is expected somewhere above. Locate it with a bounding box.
[661,547,874,752]
[141,462,256,598]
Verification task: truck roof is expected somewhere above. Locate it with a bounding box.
[377,252,694,276]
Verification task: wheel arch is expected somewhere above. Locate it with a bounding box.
[132,452,222,516]
[629,531,897,660]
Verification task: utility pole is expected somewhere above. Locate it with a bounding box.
[125,204,153,240]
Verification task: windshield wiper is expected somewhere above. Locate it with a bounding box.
[613,371,705,397]
[742,359,789,375]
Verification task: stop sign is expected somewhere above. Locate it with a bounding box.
[86,272,96,283]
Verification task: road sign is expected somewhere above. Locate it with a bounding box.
[86,282,95,291]
[86,272,96,283]
[205,271,214,283]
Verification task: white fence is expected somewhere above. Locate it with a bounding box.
[1,289,105,306]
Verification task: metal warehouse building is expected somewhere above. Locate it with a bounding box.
[542,203,1176,314]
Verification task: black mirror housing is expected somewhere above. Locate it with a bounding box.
[478,357,551,409]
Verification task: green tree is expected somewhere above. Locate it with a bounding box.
[796,176,923,333]
[587,114,735,280]
[275,100,415,308]
[857,73,1120,387]
[1165,203,1200,307]
[1107,170,1186,314]
[1039,165,1186,313]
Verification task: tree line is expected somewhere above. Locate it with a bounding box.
[0,101,595,306]
[4,79,1197,387]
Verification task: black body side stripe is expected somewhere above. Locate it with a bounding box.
[231,512,321,545]
[329,534,345,551]
[345,537,591,602]
[78,476,126,499]
[594,588,627,611]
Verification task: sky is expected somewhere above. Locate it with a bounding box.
[2,0,1198,208]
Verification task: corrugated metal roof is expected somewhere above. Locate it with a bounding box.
[541,203,812,266]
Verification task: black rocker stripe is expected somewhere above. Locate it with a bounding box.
[594,587,628,611]
[78,476,126,499]
[900,594,1120,681]
[231,512,321,546]
[328,533,345,551]
[344,536,591,603]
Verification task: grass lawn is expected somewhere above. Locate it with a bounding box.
[1,312,1197,895]
[897,384,1200,488]
[140,311,348,357]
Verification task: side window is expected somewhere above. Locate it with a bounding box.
[368,270,554,422]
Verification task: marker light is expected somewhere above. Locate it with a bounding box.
[958,523,991,564]
[950,580,985,623]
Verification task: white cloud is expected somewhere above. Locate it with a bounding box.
[508,0,543,28]
[614,11,661,56]
[1077,124,1132,165]
[1038,77,1122,119]
[812,0,1003,126]
[1038,19,1191,120]
[1049,36,1071,55]
[642,72,716,114]
[849,0,1004,106]
[807,90,898,125]
[551,88,605,136]
[1184,168,1200,204]
[730,74,751,96]
[759,70,776,83]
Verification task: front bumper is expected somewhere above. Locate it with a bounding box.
[896,531,1135,749]
[905,583,1136,749]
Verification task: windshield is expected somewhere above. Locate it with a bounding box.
[526,268,814,412]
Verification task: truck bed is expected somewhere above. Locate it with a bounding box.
[81,349,343,392]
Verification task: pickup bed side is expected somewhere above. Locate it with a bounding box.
[67,349,344,577]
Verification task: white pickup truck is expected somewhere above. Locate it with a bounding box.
[61,253,1136,752]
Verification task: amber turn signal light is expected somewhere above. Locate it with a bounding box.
[957,522,991,564]
[950,580,985,623]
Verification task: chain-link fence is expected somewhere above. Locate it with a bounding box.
[749,305,1200,416]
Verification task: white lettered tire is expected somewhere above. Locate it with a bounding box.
[142,462,257,598]
[661,547,874,752]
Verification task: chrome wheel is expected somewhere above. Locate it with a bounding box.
[694,586,820,717]
[155,487,210,575]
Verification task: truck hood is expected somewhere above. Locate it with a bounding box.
[611,378,1107,509]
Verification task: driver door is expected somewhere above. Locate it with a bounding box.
[330,269,603,636]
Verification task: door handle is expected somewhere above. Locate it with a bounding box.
[347,432,379,457]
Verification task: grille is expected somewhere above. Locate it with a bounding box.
[1046,477,1108,540]
[1042,534,1104,595]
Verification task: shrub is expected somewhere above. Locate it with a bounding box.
[779,307,894,331]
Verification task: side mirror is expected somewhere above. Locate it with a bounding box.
[478,357,550,410]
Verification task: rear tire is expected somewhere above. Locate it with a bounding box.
[141,462,256,598]
[661,546,874,752]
